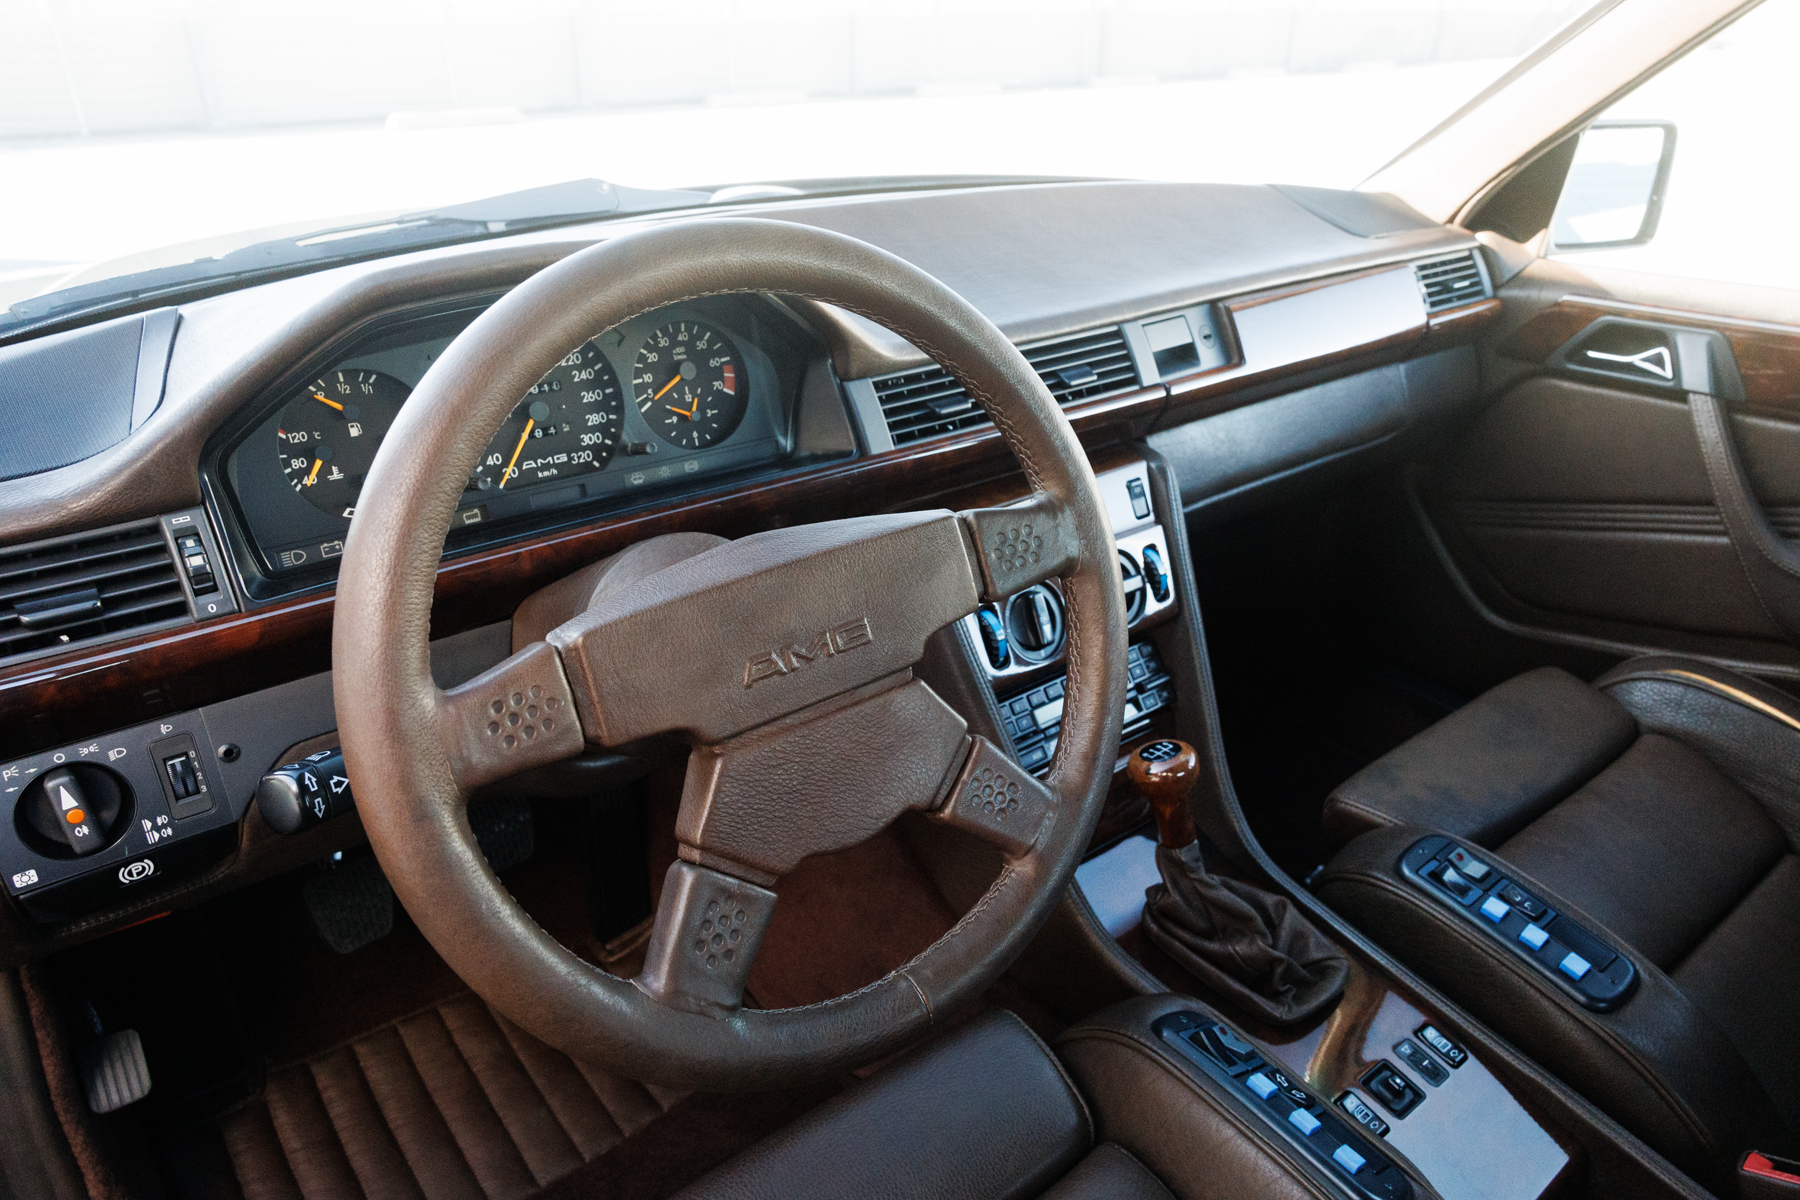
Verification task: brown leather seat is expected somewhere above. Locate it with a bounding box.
[676,1005,1335,1200]
[1317,655,1800,1186]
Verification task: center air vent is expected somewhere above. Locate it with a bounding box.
[1415,251,1490,314]
[873,325,1139,446]
[0,520,188,665]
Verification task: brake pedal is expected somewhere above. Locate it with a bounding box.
[303,855,393,954]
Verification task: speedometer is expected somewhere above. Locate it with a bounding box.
[632,320,748,451]
[277,370,409,518]
[470,340,625,492]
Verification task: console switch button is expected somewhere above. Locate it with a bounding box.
[1394,1039,1449,1086]
[1414,1024,1467,1068]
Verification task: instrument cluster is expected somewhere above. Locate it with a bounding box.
[214,295,822,597]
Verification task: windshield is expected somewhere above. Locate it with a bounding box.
[1,0,1587,334]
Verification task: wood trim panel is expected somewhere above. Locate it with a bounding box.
[0,405,1160,756]
[1498,294,1800,417]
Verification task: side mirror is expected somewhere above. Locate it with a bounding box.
[1550,120,1677,251]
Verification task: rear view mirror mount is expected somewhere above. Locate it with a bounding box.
[1550,120,1678,251]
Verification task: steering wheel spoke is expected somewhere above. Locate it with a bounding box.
[958,491,1081,601]
[927,735,1058,858]
[636,860,779,1016]
[438,641,587,794]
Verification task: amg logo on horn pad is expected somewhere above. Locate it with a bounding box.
[743,617,873,688]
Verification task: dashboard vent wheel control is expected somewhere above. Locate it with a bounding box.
[1414,251,1490,314]
[975,608,1010,670]
[0,518,187,665]
[1142,543,1171,603]
[873,325,1139,445]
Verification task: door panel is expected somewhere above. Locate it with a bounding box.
[1423,259,1800,669]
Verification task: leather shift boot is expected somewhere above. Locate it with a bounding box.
[1142,842,1348,1025]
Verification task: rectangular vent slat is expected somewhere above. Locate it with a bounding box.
[1414,251,1490,314]
[874,325,1139,446]
[0,520,190,665]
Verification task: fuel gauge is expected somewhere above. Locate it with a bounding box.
[277,370,409,517]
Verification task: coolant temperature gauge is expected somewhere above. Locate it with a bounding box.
[277,370,409,517]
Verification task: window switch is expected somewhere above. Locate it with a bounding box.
[1446,846,1490,881]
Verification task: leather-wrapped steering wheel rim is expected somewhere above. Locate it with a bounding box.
[332,217,1128,1090]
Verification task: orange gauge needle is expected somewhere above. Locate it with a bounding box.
[666,399,699,419]
[652,375,683,403]
[498,418,535,488]
[313,393,344,411]
[305,458,324,486]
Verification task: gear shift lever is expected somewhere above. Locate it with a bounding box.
[1126,739,1348,1025]
[1127,739,1201,849]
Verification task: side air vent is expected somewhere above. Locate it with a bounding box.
[0,520,188,664]
[1415,251,1490,314]
[873,326,1139,446]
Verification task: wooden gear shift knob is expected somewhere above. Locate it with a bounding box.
[1126,738,1201,848]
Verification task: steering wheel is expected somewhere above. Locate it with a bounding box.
[332,218,1128,1089]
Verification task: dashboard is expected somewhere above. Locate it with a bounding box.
[0,178,1501,949]
[210,294,842,598]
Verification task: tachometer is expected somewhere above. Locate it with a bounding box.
[632,320,748,451]
[278,370,409,518]
[471,340,625,492]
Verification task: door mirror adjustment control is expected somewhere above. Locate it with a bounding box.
[256,748,355,835]
[1361,1062,1424,1118]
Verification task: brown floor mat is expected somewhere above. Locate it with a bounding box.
[220,991,683,1200]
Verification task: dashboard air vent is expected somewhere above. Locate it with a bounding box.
[1415,251,1490,314]
[0,520,188,664]
[874,325,1138,446]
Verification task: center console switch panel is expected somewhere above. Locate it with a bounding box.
[1401,835,1636,1011]
[1156,1010,1413,1200]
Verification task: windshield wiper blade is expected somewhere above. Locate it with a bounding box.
[1,178,709,341]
